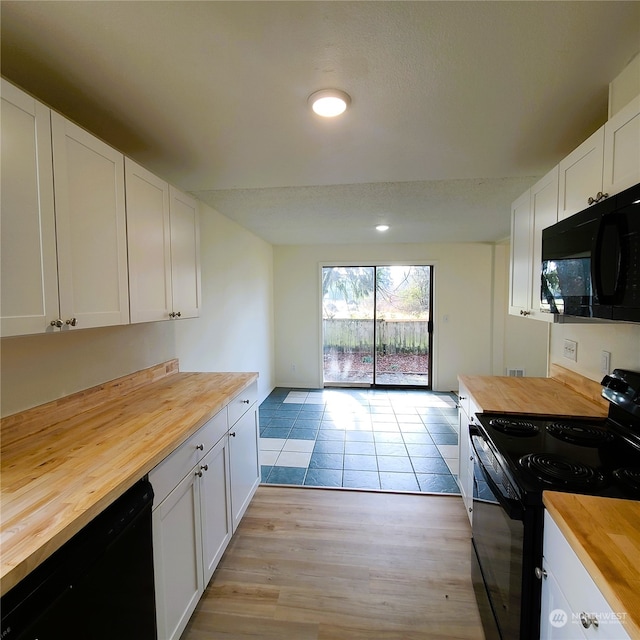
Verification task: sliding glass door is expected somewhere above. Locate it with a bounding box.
[322,265,432,388]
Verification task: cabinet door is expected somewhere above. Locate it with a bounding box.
[152,470,204,640]
[51,112,129,329]
[509,190,532,316]
[229,406,260,532]
[1,80,59,337]
[169,187,201,319]
[200,436,233,585]
[558,127,604,220]
[528,167,559,321]
[603,94,640,197]
[125,159,173,323]
[540,562,587,640]
[457,408,473,525]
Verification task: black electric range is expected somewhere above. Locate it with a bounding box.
[469,368,640,640]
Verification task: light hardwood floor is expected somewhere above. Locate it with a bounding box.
[182,486,486,640]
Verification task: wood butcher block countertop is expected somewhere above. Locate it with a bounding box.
[0,360,258,596]
[543,492,640,639]
[459,365,608,418]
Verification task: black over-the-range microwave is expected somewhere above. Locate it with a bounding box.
[541,181,640,323]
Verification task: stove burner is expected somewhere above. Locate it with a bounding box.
[489,417,539,436]
[613,468,640,494]
[546,422,614,447]
[519,453,606,490]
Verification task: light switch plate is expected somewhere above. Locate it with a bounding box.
[563,339,577,361]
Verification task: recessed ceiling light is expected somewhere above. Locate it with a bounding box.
[308,89,351,117]
[376,225,389,232]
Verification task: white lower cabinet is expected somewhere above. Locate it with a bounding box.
[150,384,259,640]
[229,405,260,531]
[152,469,204,640]
[200,436,233,584]
[457,381,478,525]
[540,511,630,640]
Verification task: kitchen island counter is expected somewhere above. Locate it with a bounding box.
[0,360,257,596]
[543,491,640,639]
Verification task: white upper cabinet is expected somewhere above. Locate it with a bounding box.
[125,159,173,323]
[169,187,201,320]
[51,112,129,330]
[509,167,559,321]
[528,167,559,321]
[603,94,640,196]
[126,164,201,323]
[509,190,533,317]
[558,95,640,222]
[558,127,605,221]
[1,80,59,337]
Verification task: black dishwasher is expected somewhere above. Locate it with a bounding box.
[1,478,157,640]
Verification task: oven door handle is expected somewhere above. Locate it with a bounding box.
[471,436,524,520]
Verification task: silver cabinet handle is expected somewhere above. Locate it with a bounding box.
[196,444,204,451]
[50,319,63,328]
[229,432,236,437]
[520,309,531,316]
[65,318,78,326]
[534,567,547,580]
[201,464,208,472]
[579,612,598,629]
[587,192,608,205]
[241,399,250,404]
[169,311,182,318]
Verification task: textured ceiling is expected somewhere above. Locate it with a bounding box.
[2,1,639,244]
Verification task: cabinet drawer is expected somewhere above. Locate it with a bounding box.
[150,409,227,506]
[196,408,228,456]
[228,381,257,427]
[543,512,629,638]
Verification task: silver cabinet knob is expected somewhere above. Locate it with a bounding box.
[241,399,250,404]
[579,612,598,629]
[65,318,77,326]
[50,319,63,328]
[520,309,531,316]
[534,567,547,580]
[169,311,182,318]
[229,432,236,438]
[196,444,204,451]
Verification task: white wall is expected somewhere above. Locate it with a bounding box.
[174,202,275,402]
[274,242,500,393]
[0,201,275,417]
[494,241,550,378]
[550,322,640,382]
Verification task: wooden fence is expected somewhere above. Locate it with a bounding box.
[323,319,429,355]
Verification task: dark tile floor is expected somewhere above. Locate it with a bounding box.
[259,387,460,494]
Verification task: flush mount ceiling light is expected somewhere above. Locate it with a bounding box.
[308,89,351,117]
[376,225,390,232]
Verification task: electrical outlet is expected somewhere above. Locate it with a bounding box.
[563,339,577,361]
[601,351,611,375]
